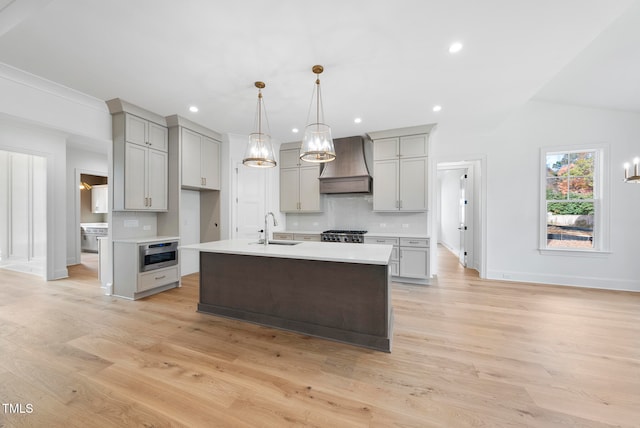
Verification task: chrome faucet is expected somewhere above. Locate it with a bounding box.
[264,212,278,246]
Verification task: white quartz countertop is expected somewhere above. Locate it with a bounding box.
[112,236,180,244]
[181,239,393,265]
[80,222,108,228]
[281,230,430,239]
[364,232,430,239]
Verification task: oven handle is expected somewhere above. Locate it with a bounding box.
[140,242,179,256]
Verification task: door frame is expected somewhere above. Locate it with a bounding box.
[434,154,487,278]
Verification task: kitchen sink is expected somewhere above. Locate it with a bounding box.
[252,240,301,246]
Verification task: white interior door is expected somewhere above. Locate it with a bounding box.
[458,170,469,267]
[235,163,265,240]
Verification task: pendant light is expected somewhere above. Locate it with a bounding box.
[300,65,336,163]
[243,81,277,168]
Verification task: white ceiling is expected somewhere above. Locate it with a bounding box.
[0,0,639,144]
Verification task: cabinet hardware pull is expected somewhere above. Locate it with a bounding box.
[144,197,148,206]
[409,241,419,244]
[149,197,152,206]
[399,200,403,209]
[155,275,166,280]
[204,177,207,185]
[377,240,385,243]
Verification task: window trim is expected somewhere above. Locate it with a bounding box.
[539,144,610,255]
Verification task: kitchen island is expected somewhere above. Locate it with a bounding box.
[181,239,394,352]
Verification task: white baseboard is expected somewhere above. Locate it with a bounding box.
[486,270,640,292]
[52,268,69,280]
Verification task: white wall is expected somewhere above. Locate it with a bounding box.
[0,63,111,143]
[0,63,112,279]
[434,100,640,291]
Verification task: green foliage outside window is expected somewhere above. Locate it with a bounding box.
[546,151,595,215]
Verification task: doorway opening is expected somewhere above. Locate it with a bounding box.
[0,150,47,278]
[78,173,108,273]
[436,158,485,278]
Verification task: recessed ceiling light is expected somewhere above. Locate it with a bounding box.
[292,128,299,133]
[448,42,463,54]
[354,118,362,124]
[433,105,442,112]
[189,105,199,113]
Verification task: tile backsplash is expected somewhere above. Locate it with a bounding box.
[111,211,158,240]
[285,194,428,234]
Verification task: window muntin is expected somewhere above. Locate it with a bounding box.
[544,150,596,250]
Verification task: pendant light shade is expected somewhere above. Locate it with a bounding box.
[300,65,336,163]
[243,81,277,168]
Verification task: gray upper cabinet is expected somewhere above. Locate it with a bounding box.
[107,99,170,212]
[279,144,321,213]
[181,128,220,190]
[372,133,429,212]
[126,114,168,152]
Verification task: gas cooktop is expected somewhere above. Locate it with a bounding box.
[321,230,368,243]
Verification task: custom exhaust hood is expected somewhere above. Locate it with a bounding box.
[318,136,372,194]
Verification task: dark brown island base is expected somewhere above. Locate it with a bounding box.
[182,239,394,352]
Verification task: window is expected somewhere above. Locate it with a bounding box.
[541,147,607,253]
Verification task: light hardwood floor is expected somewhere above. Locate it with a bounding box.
[0,248,638,427]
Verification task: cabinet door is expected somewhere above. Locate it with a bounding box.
[298,166,320,211]
[125,115,147,147]
[390,261,400,277]
[280,168,300,212]
[91,185,108,213]
[201,137,220,190]
[124,142,148,210]
[400,134,428,158]
[399,247,429,279]
[148,122,168,152]
[181,129,202,188]
[280,148,300,168]
[399,157,427,211]
[373,159,399,211]
[147,149,168,210]
[373,138,398,160]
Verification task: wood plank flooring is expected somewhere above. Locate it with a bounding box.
[0,248,639,427]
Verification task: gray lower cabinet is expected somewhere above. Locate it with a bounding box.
[398,237,429,279]
[113,240,180,300]
[364,237,399,276]
[272,232,321,242]
[365,235,429,284]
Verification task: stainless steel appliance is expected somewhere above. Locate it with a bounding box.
[321,230,367,243]
[139,241,179,272]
